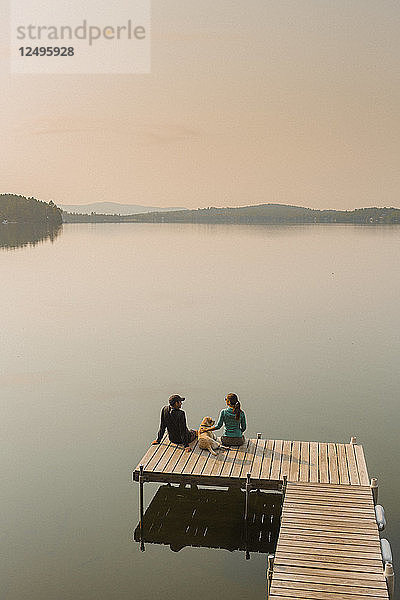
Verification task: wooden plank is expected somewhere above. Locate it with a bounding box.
[281,517,377,531]
[277,539,381,552]
[281,514,377,529]
[270,580,388,596]
[269,594,385,600]
[280,440,292,480]
[283,506,377,520]
[230,439,250,478]
[145,439,172,472]
[239,439,257,478]
[345,443,360,485]
[337,443,350,485]
[164,440,198,474]
[282,503,376,516]
[273,572,386,590]
[270,439,283,480]
[154,444,180,472]
[283,495,372,507]
[191,448,212,475]
[274,559,382,578]
[284,496,374,507]
[277,539,381,553]
[287,482,370,492]
[260,439,274,479]
[250,438,266,479]
[318,442,329,483]
[201,450,223,477]
[220,446,239,478]
[299,441,309,482]
[134,435,167,472]
[288,440,300,482]
[283,501,376,515]
[328,442,340,484]
[269,596,379,600]
[276,542,381,557]
[278,525,380,540]
[209,447,230,477]
[291,486,372,503]
[280,523,376,541]
[309,441,318,483]
[355,444,370,485]
[275,553,383,567]
[285,494,372,508]
[274,565,385,581]
[286,484,371,494]
[275,547,382,560]
[180,444,203,475]
[280,526,377,540]
[281,521,378,534]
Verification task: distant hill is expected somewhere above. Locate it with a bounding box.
[0,194,63,225]
[62,203,400,224]
[60,202,187,215]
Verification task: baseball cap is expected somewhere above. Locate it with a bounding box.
[169,394,185,406]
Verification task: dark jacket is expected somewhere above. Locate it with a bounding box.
[156,405,192,447]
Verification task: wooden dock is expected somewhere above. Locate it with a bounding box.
[133,437,391,600]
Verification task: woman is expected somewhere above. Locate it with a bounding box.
[204,393,246,446]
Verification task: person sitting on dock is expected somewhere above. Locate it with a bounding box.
[201,393,246,447]
[152,394,197,453]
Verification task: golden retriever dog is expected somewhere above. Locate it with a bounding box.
[198,417,221,455]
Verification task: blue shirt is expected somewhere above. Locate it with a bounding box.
[214,407,246,437]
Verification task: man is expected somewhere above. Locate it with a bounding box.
[152,394,197,453]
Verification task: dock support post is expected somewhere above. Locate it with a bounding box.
[350,436,357,445]
[139,464,145,552]
[267,553,274,597]
[371,477,378,505]
[384,562,394,599]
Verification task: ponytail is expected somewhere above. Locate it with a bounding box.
[226,393,241,421]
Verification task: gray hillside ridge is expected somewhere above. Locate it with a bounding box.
[60,202,187,215]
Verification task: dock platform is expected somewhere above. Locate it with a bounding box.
[133,437,391,600]
[133,437,370,488]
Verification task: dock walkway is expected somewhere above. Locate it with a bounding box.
[270,482,387,600]
[133,437,389,600]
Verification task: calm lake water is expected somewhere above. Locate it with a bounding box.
[1,223,399,600]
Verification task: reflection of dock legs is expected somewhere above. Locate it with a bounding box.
[139,465,145,552]
[134,483,282,554]
[266,553,274,598]
[244,473,251,560]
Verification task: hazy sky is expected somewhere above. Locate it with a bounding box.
[1,1,399,209]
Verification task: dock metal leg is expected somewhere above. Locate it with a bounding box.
[282,475,287,500]
[371,477,378,505]
[384,562,394,599]
[139,465,145,552]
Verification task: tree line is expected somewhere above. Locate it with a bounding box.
[62,203,400,224]
[0,194,63,225]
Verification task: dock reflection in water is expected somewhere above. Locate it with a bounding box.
[134,484,282,556]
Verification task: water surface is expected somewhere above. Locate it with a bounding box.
[1,223,399,599]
